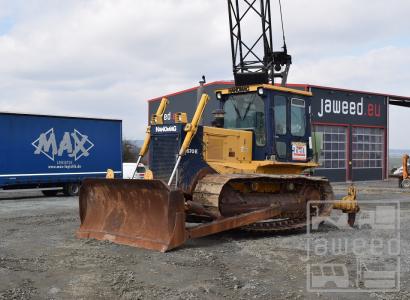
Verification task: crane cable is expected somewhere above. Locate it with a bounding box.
[278,0,287,51]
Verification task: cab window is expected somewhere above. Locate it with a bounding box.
[274,95,287,135]
[291,98,306,137]
[224,93,266,146]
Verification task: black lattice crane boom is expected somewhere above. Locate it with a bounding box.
[228,0,291,86]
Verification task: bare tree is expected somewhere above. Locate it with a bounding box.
[122,140,139,163]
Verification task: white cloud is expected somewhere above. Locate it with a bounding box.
[289,46,410,149]
[0,0,409,148]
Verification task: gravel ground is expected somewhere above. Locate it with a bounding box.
[0,183,409,300]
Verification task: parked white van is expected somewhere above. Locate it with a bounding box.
[122,163,146,179]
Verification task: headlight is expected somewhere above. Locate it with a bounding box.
[216,92,222,100]
[257,87,264,96]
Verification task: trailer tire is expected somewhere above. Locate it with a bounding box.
[63,183,80,196]
[42,190,59,197]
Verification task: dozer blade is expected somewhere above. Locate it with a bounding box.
[76,178,187,252]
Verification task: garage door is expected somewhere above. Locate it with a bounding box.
[313,125,348,182]
[351,127,384,181]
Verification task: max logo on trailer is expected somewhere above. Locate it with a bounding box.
[32,128,94,161]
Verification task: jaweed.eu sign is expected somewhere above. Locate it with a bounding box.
[311,88,387,126]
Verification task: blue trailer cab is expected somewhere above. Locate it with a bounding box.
[0,112,122,196]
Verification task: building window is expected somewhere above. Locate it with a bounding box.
[314,125,347,169]
[352,127,384,169]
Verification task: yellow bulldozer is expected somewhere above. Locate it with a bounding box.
[77,85,359,252]
[77,0,359,252]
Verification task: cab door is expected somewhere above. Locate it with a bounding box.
[289,97,309,162]
[272,94,289,161]
[273,94,309,162]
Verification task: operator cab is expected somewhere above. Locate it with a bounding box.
[215,84,313,163]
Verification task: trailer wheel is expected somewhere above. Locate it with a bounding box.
[63,183,80,196]
[42,190,59,197]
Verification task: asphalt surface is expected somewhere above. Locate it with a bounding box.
[0,184,409,300]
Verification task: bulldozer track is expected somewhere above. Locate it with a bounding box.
[193,173,335,233]
[243,180,334,232]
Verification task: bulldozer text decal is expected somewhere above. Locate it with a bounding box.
[186,148,199,154]
[292,142,307,161]
[32,128,94,162]
[317,97,381,118]
[154,125,177,133]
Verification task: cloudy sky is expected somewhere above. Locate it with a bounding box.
[0,0,409,148]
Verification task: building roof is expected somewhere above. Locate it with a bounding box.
[304,84,410,107]
[147,81,234,102]
[147,80,410,107]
